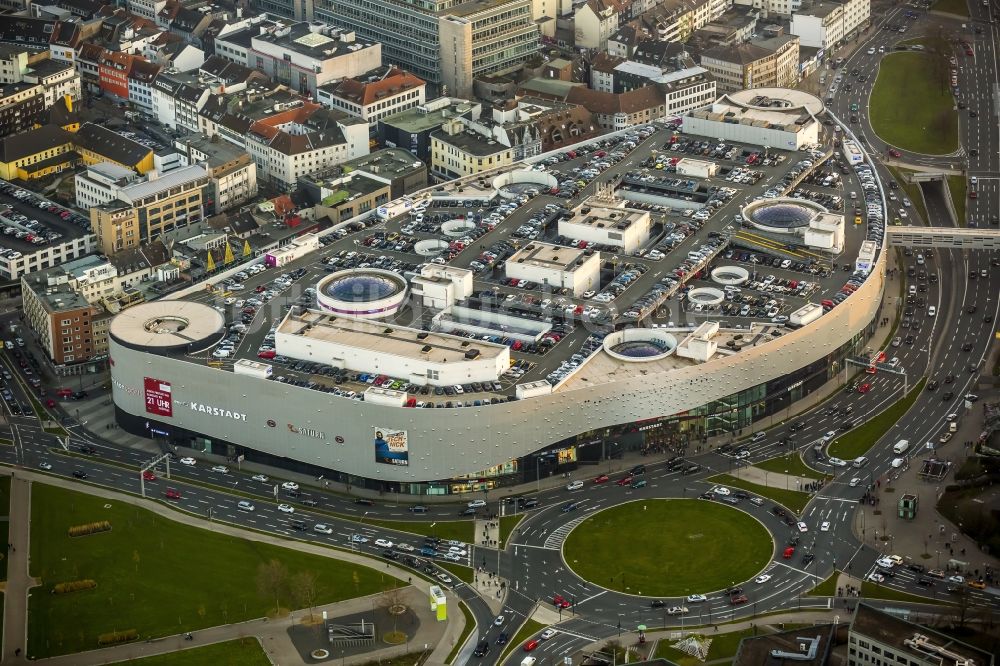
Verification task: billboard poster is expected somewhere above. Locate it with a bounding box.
[144,377,173,417]
[374,427,409,466]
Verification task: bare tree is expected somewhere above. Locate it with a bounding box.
[381,582,408,635]
[256,559,289,615]
[291,570,319,622]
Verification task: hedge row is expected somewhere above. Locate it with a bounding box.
[97,629,138,646]
[68,521,112,537]
[51,579,97,595]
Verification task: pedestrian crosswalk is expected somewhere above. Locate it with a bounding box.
[544,516,587,549]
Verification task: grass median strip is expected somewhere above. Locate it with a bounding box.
[446,601,477,664]
[707,473,812,514]
[808,570,840,597]
[947,175,967,226]
[28,483,394,658]
[753,453,828,481]
[499,513,524,547]
[437,561,474,585]
[861,581,946,604]
[828,378,926,460]
[497,618,545,664]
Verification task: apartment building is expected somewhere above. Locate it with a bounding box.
[377,96,482,162]
[245,22,381,97]
[700,34,799,92]
[789,0,870,49]
[431,117,516,179]
[317,66,426,124]
[175,135,259,214]
[78,162,210,255]
[20,275,105,374]
[74,122,155,174]
[314,0,538,97]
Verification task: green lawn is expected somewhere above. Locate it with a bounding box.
[564,500,773,597]
[119,638,270,665]
[499,514,524,547]
[497,618,545,664]
[809,570,840,597]
[947,175,967,226]
[869,53,958,155]
[28,483,394,658]
[437,561,474,585]
[655,627,756,665]
[367,517,472,544]
[828,378,926,460]
[753,453,828,481]
[861,581,945,604]
[708,474,812,514]
[933,0,969,16]
[446,601,477,664]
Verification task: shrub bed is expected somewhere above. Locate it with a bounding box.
[68,521,112,537]
[51,580,97,595]
[97,629,137,646]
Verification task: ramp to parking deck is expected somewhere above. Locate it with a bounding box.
[887,226,1000,249]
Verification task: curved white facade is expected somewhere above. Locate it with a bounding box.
[315,270,409,319]
[109,249,885,483]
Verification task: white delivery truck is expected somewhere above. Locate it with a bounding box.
[893,439,909,454]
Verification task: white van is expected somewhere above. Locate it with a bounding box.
[852,456,869,468]
[891,457,904,468]
[893,440,910,454]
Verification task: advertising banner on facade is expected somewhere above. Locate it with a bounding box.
[374,427,409,466]
[143,377,173,417]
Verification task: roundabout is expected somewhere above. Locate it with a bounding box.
[562,499,774,598]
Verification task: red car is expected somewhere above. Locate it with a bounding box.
[258,350,276,359]
[593,474,610,484]
[524,639,540,652]
[617,475,634,486]
[858,383,871,394]
[730,594,748,605]
[969,191,977,199]
[56,388,73,398]
[45,399,56,408]
[255,285,266,293]
[142,471,157,481]
[163,488,181,500]
[552,594,570,608]
[888,149,901,158]
[783,546,795,559]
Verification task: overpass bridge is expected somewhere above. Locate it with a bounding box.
[887,226,1000,249]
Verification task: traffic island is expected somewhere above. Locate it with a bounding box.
[563,500,773,597]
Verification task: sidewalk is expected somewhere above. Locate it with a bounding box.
[2,475,34,662]
[0,469,465,666]
[849,403,1000,579]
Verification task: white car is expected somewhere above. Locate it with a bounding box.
[39,461,52,470]
[351,535,369,543]
[436,573,453,584]
[179,457,196,466]
[448,546,468,556]
[891,458,904,468]
[443,552,462,562]
[797,522,808,533]
[375,538,394,548]
[686,594,707,603]
[828,457,847,468]
[868,572,885,583]
[540,629,557,640]
[313,524,333,534]
[277,503,295,513]
[211,465,229,474]
[251,474,269,483]
[713,486,731,496]
[876,557,894,568]
[281,481,299,491]
[494,615,505,626]
[734,450,750,459]
[566,480,584,491]
[396,543,415,552]
[820,521,831,532]
[467,499,487,509]
[849,477,861,487]
[755,574,772,584]
[947,574,965,584]
[667,606,689,615]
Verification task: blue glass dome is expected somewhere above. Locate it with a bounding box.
[611,340,669,357]
[326,275,401,302]
[748,202,815,228]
